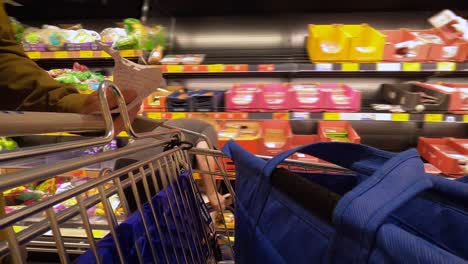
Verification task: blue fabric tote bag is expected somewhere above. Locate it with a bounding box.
[222,140,468,264]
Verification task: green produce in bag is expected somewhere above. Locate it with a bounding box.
[54,73,80,85]
[124,18,144,35]
[140,26,167,51]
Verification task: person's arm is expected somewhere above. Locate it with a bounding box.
[195,140,226,211]
[0,1,88,112]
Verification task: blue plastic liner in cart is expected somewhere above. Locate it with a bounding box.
[222,140,468,264]
[77,169,211,264]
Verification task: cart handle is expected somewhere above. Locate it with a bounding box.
[0,81,181,163]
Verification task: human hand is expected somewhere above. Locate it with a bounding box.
[80,89,140,134]
[207,192,226,212]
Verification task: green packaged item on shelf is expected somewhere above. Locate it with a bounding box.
[327,135,350,142]
[0,137,18,151]
[114,35,138,50]
[140,26,167,51]
[124,18,143,35]
[23,28,41,44]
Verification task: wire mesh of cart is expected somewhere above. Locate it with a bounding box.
[0,81,351,263]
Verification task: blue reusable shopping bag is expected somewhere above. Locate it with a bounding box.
[222,140,468,264]
[76,169,211,264]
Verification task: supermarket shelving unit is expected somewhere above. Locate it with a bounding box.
[7,1,468,152]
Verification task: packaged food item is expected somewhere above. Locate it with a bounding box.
[40,26,66,51]
[23,27,42,44]
[113,35,138,50]
[35,178,57,195]
[215,211,235,229]
[124,18,144,35]
[429,10,466,41]
[181,54,205,65]
[4,186,49,206]
[161,55,183,64]
[100,28,128,43]
[139,25,166,51]
[68,29,100,43]
[49,64,105,92]
[148,45,163,65]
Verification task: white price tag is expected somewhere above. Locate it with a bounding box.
[377,63,401,72]
[291,112,310,120]
[315,63,333,71]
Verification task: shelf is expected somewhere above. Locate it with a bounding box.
[143,111,468,123]
[26,50,143,60]
[160,62,468,78]
[26,50,143,69]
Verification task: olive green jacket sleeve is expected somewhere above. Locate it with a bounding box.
[0,1,88,113]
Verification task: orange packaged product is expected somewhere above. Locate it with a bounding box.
[144,86,184,111]
[259,120,292,156]
[382,29,432,62]
[417,137,467,177]
[218,121,262,170]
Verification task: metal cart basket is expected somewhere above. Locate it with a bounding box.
[0,81,349,263]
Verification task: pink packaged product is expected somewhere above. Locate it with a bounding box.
[258,83,290,112]
[319,83,361,112]
[225,84,261,112]
[288,83,324,112]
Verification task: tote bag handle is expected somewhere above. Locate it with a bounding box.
[263,142,395,178]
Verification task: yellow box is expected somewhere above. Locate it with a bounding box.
[342,24,385,62]
[307,24,350,61]
[307,24,384,62]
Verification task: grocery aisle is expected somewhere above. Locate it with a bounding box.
[0,0,467,263]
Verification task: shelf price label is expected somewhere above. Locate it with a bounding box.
[258,64,275,71]
[146,112,162,119]
[273,113,289,120]
[27,52,41,59]
[54,51,68,59]
[402,62,421,71]
[342,63,359,71]
[464,115,468,123]
[323,112,341,120]
[391,113,410,122]
[436,62,456,71]
[424,114,443,122]
[377,63,401,71]
[171,112,187,119]
[79,50,94,58]
[166,65,183,73]
[208,64,224,72]
[120,50,135,57]
[315,63,333,71]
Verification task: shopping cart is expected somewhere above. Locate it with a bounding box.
[0,81,349,263]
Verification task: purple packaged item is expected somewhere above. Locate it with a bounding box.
[64,42,112,51]
[22,42,48,52]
